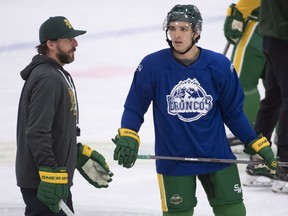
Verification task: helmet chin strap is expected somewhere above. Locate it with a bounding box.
[166,30,197,55]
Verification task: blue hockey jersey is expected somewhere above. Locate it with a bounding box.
[121,47,257,176]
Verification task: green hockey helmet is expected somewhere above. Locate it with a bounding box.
[163,4,203,33]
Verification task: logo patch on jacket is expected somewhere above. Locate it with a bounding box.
[166,78,213,122]
[68,88,77,116]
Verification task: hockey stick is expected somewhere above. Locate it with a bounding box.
[59,199,75,216]
[137,154,288,167]
[222,41,231,56]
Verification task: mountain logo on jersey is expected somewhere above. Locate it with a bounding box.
[166,78,213,122]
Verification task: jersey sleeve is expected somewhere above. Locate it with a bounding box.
[236,0,260,19]
[217,59,257,144]
[26,76,61,168]
[121,57,154,132]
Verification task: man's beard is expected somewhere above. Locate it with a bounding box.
[56,46,76,64]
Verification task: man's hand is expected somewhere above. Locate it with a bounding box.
[77,143,113,188]
[112,128,140,168]
[244,134,278,172]
[37,167,68,213]
[224,3,245,45]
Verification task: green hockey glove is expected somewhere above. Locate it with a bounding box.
[249,154,276,177]
[77,143,113,188]
[224,3,245,45]
[244,134,278,171]
[37,167,68,213]
[112,128,140,168]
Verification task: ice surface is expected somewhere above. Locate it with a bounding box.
[0,0,287,215]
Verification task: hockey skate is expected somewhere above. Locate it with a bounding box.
[272,166,288,194]
[243,155,275,187]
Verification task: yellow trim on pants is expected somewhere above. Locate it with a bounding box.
[233,20,257,75]
[157,173,168,212]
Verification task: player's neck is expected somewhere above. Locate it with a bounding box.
[173,46,200,65]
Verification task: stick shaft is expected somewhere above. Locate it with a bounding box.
[59,199,75,216]
[223,41,231,55]
[137,155,288,167]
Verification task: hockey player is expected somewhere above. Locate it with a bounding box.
[16,16,113,215]
[224,0,265,147]
[112,4,277,216]
[223,0,275,187]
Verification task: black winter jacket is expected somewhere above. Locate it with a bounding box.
[16,54,78,188]
[259,0,288,40]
